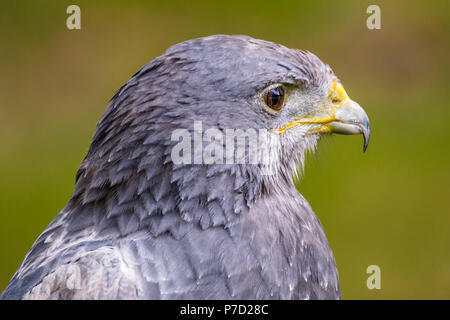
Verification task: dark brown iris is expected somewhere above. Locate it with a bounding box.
[265,86,285,111]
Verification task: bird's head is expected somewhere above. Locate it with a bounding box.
[75,35,370,220]
[150,35,371,180]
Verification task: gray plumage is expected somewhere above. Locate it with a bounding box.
[1,35,345,300]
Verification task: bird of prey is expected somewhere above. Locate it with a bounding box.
[1,35,370,300]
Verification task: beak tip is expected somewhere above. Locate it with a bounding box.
[362,127,370,153]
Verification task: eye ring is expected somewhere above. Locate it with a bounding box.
[265,86,285,111]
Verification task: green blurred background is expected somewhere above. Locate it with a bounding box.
[0,0,449,299]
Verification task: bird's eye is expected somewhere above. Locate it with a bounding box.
[265,86,285,111]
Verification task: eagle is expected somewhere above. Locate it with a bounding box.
[1,35,370,300]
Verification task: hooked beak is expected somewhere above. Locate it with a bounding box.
[327,99,371,152]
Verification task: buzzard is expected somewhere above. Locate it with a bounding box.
[1,35,370,300]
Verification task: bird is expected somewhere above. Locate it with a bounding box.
[0,35,370,300]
